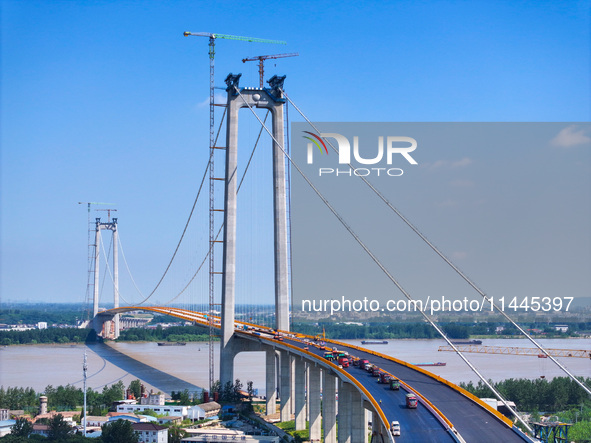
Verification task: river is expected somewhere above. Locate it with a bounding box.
[0,338,589,396]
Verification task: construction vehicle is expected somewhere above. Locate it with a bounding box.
[390,378,401,390]
[406,394,418,408]
[378,372,391,384]
[338,357,350,368]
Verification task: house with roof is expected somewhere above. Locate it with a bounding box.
[132,422,168,443]
[0,420,16,438]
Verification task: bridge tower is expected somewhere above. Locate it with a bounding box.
[220,74,290,386]
[92,217,120,338]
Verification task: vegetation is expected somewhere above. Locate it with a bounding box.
[0,382,125,413]
[167,425,188,443]
[101,419,139,443]
[460,376,591,442]
[275,419,310,443]
[292,320,591,339]
[0,328,95,346]
[459,376,591,412]
[0,305,84,325]
[116,325,209,343]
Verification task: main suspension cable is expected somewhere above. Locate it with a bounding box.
[136,107,228,305]
[159,111,270,306]
[282,89,591,397]
[236,88,534,433]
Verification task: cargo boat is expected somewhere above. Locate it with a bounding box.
[157,342,186,346]
[413,362,446,366]
[450,339,482,345]
[361,340,389,345]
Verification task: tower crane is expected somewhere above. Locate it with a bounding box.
[97,208,118,222]
[242,53,299,87]
[183,31,286,395]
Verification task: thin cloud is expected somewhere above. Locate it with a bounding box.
[451,157,472,167]
[196,93,227,108]
[550,125,591,148]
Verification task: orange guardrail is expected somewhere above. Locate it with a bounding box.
[236,330,393,438]
[103,307,505,430]
[319,336,513,428]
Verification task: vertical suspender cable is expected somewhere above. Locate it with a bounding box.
[236,88,535,433]
[281,90,591,398]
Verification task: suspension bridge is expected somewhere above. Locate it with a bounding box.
[83,64,588,443]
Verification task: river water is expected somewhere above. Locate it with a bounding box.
[1,338,589,396]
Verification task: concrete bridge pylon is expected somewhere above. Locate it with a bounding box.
[220,74,290,387]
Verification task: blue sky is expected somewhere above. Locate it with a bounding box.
[1,0,589,308]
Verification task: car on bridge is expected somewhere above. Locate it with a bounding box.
[390,420,401,436]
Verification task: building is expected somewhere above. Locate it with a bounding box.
[32,424,50,437]
[0,410,9,421]
[0,420,16,438]
[140,391,165,406]
[37,322,48,330]
[182,429,279,442]
[157,416,183,426]
[197,402,221,419]
[81,415,109,428]
[132,422,168,443]
[117,404,189,417]
[554,325,569,333]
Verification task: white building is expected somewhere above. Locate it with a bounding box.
[117,402,220,421]
[117,404,188,417]
[140,391,165,406]
[81,416,109,428]
[132,422,168,443]
[37,322,48,330]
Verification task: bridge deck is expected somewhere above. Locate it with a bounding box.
[100,307,530,442]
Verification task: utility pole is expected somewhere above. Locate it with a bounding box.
[83,351,87,436]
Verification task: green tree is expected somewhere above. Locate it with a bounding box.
[102,381,125,406]
[233,379,243,402]
[101,419,139,443]
[10,417,33,437]
[569,420,591,442]
[168,425,188,443]
[128,379,142,399]
[48,414,72,440]
[247,381,254,402]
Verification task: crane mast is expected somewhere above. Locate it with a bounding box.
[242,53,299,88]
[183,31,286,395]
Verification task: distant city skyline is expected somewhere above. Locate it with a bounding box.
[1,1,589,309]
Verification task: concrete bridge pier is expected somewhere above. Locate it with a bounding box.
[308,365,322,441]
[352,389,368,443]
[220,337,263,390]
[279,350,292,421]
[371,408,388,443]
[294,358,307,430]
[338,381,353,443]
[323,371,337,443]
[265,348,277,415]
